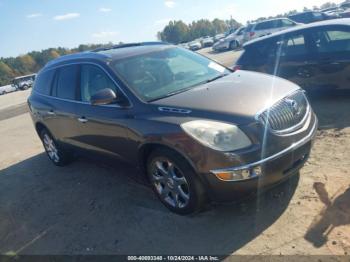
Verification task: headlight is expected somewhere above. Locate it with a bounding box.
[181,120,252,152]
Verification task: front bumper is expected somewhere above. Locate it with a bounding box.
[203,116,318,202]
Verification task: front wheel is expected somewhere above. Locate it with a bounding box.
[40,129,73,166]
[21,85,29,90]
[147,148,207,215]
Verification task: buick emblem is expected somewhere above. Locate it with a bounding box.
[286,99,300,116]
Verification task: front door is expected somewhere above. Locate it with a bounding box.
[311,25,350,90]
[74,63,133,162]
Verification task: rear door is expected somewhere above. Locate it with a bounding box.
[48,64,81,147]
[310,25,350,90]
[74,63,133,162]
[275,31,320,89]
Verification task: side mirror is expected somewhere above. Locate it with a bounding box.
[90,88,117,106]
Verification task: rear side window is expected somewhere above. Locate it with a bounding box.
[280,34,307,57]
[54,65,79,100]
[238,41,274,65]
[33,70,55,95]
[255,21,275,30]
[280,19,295,27]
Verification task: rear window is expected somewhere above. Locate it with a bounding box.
[280,19,295,27]
[53,65,79,100]
[33,70,55,95]
[255,20,275,30]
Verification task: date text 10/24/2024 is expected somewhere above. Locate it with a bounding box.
[127,256,220,261]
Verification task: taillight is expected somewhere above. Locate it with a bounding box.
[249,32,255,37]
[232,65,242,72]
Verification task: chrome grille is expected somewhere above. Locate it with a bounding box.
[258,90,309,133]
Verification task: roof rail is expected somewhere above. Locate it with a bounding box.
[92,42,170,52]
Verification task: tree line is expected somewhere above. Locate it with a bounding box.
[157,18,242,44]
[0,1,342,86]
[158,1,340,43]
[0,43,115,86]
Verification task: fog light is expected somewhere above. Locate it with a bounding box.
[252,166,262,176]
[241,169,250,179]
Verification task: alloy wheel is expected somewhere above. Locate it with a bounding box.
[150,158,190,209]
[43,133,60,163]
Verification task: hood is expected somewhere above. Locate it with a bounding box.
[151,70,300,120]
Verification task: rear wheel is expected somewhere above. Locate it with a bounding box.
[40,129,72,166]
[147,148,206,215]
[229,41,238,50]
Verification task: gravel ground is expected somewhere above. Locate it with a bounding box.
[0,47,349,257]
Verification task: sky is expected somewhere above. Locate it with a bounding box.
[0,0,345,57]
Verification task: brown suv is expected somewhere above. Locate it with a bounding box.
[28,42,318,214]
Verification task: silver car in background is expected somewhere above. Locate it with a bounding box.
[201,36,214,47]
[0,84,17,95]
[244,18,299,42]
[188,40,202,51]
[213,26,246,51]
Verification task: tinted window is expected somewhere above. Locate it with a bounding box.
[281,34,307,56]
[237,27,245,35]
[80,65,118,102]
[280,19,295,27]
[312,29,350,53]
[33,70,55,95]
[238,40,276,65]
[55,65,79,100]
[313,12,324,19]
[255,21,275,30]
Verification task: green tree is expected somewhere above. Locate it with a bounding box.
[0,61,15,86]
[160,20,189,44]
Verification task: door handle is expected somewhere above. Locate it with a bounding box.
[78,117,88,123]
[47,110,55,115]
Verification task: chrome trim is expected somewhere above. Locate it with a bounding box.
[210,116,317,176]
[255,90,310,135]
[158,107,191,114]
[35,61,133,108]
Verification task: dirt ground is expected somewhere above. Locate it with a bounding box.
[0,48,349,257]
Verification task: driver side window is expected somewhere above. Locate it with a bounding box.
[80,64,118,102]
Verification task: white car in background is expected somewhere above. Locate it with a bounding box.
[188,40,202,51]
[243,18,299,42]
[201,36,214,47]
[0,84,17,95]
[212,26,246,51]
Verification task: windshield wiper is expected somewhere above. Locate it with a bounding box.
[205,73,229,83]
[148,87,195,102]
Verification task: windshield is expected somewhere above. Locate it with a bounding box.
[112,47,230,102]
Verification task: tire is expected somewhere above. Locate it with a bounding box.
[147,148,207,215]
[229,41,238,50]
[21,85,29,90]
[39,129,73,166]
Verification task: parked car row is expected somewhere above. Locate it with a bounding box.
[234,19,350,92]
[0,74,36,95]
[211,2,350,53]
[213,18,300,52]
